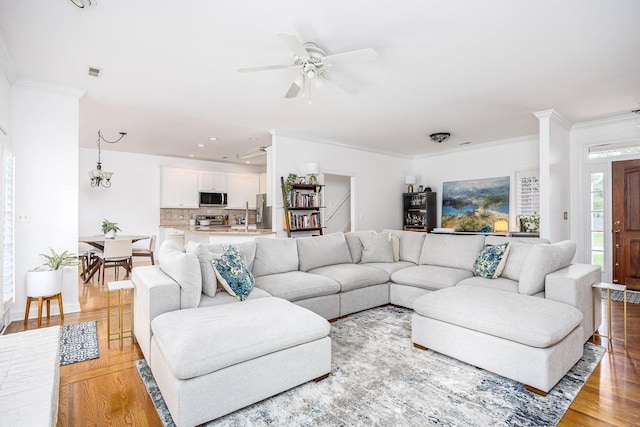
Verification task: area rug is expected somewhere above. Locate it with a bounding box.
[601,288,640,304]
[59,320,99,366]
[137,306,605,427]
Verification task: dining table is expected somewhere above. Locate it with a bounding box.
[78,235,150,283]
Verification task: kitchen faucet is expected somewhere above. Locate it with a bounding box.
[245,201,249,232]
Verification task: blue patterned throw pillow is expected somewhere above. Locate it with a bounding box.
[472,243,510,279]
[212,245,255,301]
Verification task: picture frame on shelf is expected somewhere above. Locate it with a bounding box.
[298,177,306,184]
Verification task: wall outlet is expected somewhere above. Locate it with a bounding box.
[18,214,30,222]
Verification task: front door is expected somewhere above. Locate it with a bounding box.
[612,159,640,290]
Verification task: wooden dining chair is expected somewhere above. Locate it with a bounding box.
[132,235,156,265]
[97,239,133,285]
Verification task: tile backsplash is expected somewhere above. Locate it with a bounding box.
[160,208,256,226]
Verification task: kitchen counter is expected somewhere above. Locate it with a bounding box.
[160,225,274,235]
[160,225,276,245]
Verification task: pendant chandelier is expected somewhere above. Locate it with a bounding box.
[89,130,126,188]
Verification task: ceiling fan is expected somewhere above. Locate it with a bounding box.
[237,33,377,100]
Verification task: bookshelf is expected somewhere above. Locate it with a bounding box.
[281,176,324,237]
[403,192,437,232]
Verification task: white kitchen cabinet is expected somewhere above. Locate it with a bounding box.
[161,167,199,208]
[226,173,260,209]
[198,171,228,192]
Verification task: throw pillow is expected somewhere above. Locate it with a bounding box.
[472,243,510,279]
[185,241,218,297]
[390,235,400,262]
[360,232,394,263]
[212,246,255,301]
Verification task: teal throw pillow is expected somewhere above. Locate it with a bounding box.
[472,242,510,279]
[212,245,255,301]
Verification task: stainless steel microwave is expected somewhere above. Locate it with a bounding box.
[199,192,227,207]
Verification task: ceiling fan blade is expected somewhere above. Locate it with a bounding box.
[284,74,304,98]
[320,72,357,95]
[237,64,291,73]
[325,48,378,63]
[277,33,309,58]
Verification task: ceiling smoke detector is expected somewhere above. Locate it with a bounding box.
[430,132,451,143]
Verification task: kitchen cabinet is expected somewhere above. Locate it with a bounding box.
[226,173,260,209]
[198,171,228,192]
[161,167,199,208]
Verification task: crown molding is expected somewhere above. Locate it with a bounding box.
[270,129,412,159]
[13,79,85,99]
[413,134,540,159]
[0,30,17,83]
[533,108,573,130]
[572,112,639,130]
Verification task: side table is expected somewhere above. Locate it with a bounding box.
[107,280,136,349]
[592,282,627,348]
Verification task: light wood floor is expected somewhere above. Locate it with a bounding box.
[5,267,640,426]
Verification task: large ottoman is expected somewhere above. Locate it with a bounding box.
[149,297,331,427]
[411,285,584,394]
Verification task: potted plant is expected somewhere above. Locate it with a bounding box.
[519,212,540,233]
[25,248,78,298]
[102,219,121,238]
[283,173,298,206]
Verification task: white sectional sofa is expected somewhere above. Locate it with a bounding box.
[133,230,602,424]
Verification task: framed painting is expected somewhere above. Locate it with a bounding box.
[441,176,510,232]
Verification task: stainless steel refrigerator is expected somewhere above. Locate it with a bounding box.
[255,194,272,230]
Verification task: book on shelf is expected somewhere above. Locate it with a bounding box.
[287,211,321,230]
[288,191,319,208]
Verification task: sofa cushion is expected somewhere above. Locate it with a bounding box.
[212,246,255,301]
[255,271,340,302]
[518,240,577,295]
[419,234,486,271]
[472,243,510,279]
[296,232,352,272]
[185,241,218,297]
[151,297,330,379]
[456,276,519,293]
[413,285,583,348]
[252,237,299,277]
[199,287,272,308]
[202,241,257,271]
[360,232,394,263]
[344,230,376,264]
[309,264,389,292]
[484,236,549,281]
[361,261,415,276]
[391,265,473,291]
[384,229,426,264]
[390,235,400,261]
[158,240,202,309]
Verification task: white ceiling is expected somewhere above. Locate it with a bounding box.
[1,0,639,166]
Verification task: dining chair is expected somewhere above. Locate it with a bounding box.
[97,239,133,285]
[132,235,156,265]
[78,242,98,282]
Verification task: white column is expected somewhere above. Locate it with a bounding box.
[11,80,84,321]
[534,109,572,242]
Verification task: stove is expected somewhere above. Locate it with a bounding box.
[195,214,227,226]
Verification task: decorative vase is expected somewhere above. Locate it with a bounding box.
[105,230,116,239]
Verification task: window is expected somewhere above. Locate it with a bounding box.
[588,139,640,159]
[590,172,604,269]
[516,170,540,217]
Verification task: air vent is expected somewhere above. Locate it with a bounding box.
[88,67,102,78]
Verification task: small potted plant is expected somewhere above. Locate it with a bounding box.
[102,219,121,239]
[25,248,78,297]
[283,173,298,206]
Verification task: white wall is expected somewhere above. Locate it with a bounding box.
[412,136,540,231]
[11,81,83,321]
[0,65,9,132]
[271,131,412,235]
[79,148,263,240]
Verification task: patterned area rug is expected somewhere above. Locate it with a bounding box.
[137,306,605,427]
[601,289,640,304]
[59,320,99,366]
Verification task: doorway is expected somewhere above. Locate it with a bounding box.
[323,174,352,234]
[612,159,640,290]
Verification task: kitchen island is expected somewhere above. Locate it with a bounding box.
[160,225,275,246]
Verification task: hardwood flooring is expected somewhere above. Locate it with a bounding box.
[5,267,640,426]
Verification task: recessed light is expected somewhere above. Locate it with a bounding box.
[245,161,251,164]
[209,137,218,141]
[188,154,194,158]
[197,144,205,147]
[249,137,258,141]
